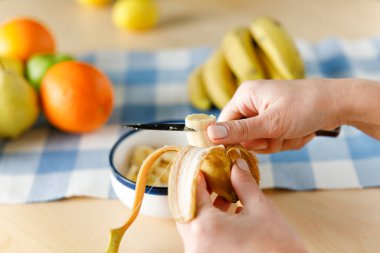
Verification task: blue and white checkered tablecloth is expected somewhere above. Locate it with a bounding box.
[1,38,380,204]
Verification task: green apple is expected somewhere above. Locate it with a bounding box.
[26,53,75,90]
[0,67,39,139]
[0,57,24,76]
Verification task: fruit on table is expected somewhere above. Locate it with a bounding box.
[250,17,304,79]
[0,17,55,61]
[203,49,237,110]
[0,66,39,139]
[0,56,23,75]
[40,61,114,133]
[26,53,75,90]
[188,17,305,111]
[256,46,283,79]
[76,0,112,8]
[112,0,159,31]
[188,66,212,111]
[222,27,265,82]
[107,114,260,253]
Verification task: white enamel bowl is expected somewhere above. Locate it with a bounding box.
[109,121,188,218]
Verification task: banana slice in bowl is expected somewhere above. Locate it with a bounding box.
[109,120,188,219]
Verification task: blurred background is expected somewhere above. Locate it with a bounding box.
[1,1,380,253]
[2,0,380,53]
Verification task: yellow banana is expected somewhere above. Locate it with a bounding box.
[188,66,212,111]
[256,47,283,79]
[250,17,305,79]
[222,27,265,82]
[203,49,237,110]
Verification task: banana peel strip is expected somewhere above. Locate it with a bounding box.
[226,145,260,184]
[107,145,180,253]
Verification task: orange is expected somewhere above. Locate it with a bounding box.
[40,61,114,133]
[0,17,55,61]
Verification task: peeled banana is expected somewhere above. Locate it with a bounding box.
[203,49,237,110]
[222,27,265,82]
[185,113,216,147]
[188,66,212,111]
[250,17,305,79]
[107,114,260,253]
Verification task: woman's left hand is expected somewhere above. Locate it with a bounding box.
[176,158,308,253]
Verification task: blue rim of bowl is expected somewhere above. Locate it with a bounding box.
[109,120,184,195]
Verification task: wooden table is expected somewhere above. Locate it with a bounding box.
[1,0,380,252]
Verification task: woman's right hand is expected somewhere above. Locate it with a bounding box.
[207,79,352,153]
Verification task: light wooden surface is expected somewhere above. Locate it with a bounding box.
[1,0,380,252]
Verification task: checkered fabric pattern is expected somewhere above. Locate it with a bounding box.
[1,38,380,204]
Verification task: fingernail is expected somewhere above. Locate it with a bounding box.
[236,158,249,171]
[254,142,268,150]
[209,124,228,139]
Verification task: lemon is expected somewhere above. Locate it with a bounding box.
[77,0,112,7]
[112,0,159,31]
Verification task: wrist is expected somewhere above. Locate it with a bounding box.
[335,78,380,127]
[325,78,371,127]
[329,78,356,126]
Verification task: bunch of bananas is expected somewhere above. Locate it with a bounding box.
[188,17,305,111]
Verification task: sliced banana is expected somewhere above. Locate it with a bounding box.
[161,151,178,163]
[126,164,139,182]
[127,145,177,186]
[185,114,216,147]
[131,145,155,166]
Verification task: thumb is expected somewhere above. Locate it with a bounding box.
[231,158,263,210]
[208,111,279,144]
[196,172,211,211]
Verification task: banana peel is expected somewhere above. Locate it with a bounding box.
[107,114,260,252]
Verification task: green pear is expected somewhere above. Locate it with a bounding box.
[0,67,39,139]
[26,53,75,90]
[0,57,24,76]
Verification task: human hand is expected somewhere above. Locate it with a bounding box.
[207,79,347,153]
[176,159,308,253]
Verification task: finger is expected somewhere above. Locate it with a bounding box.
[218,84,258,122]
[281,134,315,151]
[230,158,263,211]
[218,98,244,122]
[176,221,187,236]
[207,110,281,144]
[196,172,211,211]
[213,195,231,212]
[250,138,284,154]
[241,139,269,151]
